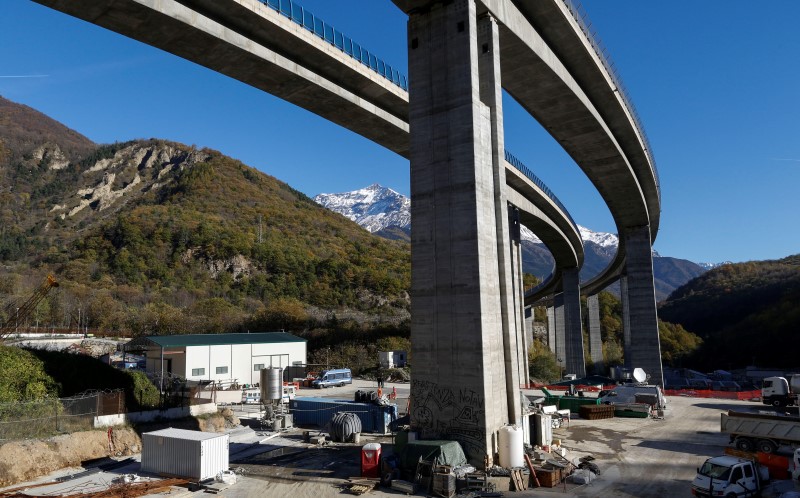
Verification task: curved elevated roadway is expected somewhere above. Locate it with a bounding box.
[33,0,659,297]
[32,0,586,289]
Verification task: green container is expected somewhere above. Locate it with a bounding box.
[614,408,649,418]
[545,396,600,413]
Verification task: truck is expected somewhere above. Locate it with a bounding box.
[691,455,766,497]
[761,375,800,407]
[721,410,800,454]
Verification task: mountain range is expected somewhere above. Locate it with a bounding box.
[314,184,707,301]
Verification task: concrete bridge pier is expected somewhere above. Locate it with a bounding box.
[561,268,586,378]
[478,12,523,427]
[620,275,632,369]
[553,294,566,374]
[406,0,518,464]
[546,305,556,354]
[587,294,604,374]
[621,226,664,386]
[507,206,529,389]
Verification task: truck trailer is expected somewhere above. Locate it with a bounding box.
[721,410,800,454]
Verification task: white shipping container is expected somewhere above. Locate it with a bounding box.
[141,428,229,480]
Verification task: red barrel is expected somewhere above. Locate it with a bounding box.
[361,443,382,478]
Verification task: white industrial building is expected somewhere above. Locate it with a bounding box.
[378,350,407,369]
[128,332,306,386]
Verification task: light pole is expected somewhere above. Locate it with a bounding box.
[15,307,19,335]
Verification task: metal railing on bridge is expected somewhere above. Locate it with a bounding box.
[504,150,579,234]
[558,0,661,200]
[261,0,408,91]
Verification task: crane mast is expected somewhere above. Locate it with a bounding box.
[0,275,59,343]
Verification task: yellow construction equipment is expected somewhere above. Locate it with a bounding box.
[0,274,59,343]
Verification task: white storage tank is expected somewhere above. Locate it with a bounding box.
[498,425,524,469]
[141,428,229,480]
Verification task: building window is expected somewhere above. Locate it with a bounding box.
[191,368,205,376]
[216,366,229,375]
[253,364,264,371]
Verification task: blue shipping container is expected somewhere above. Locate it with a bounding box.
[290,397,398,434]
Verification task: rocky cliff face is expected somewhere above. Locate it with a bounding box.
[47,142,211,225]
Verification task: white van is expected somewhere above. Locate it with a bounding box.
[312,368,353,388]
[242,387,296,404]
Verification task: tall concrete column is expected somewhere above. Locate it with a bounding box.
[553,294,566,375]
[407,0,509,463]
[622,225,664,386]
[546,306,556,354]
[562,268,586,377]
[478,13,521,425]
[508,207,529,389]
[620,275,632,369]
[515,244,530,388]
[587,294,604,374]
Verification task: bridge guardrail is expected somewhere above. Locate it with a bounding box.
[262,0,408,91]
[558,0,661,201]
[504,150,579,235]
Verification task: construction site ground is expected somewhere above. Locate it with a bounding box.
[2,379,799,497]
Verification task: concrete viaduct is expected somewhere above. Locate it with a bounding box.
[33,0,663,463]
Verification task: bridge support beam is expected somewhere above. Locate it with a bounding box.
[546,305,556,354]
[561,268,585,378]
[553,295,566,374]
[621,226,664,386]
[406,0,516,464]
[479,13,522,426]
[620,275,632,369]
[587,294,604,375]
[508,206,528,389]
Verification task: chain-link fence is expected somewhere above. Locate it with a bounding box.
[0,390,125,442]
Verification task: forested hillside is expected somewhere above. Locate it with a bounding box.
[0,95,410,345]
[526,291,702,382]
[659,255,800,369]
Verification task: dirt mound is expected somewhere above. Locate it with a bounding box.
[194,410,239,433]
[0,427,141,487]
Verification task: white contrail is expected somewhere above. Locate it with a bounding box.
[0,74,49,78]
[771,157,800,163]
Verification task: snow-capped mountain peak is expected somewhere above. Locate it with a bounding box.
[314,185,626,251]
[698,261,732,270]
[578,225,619,248]
[313,184,410,233]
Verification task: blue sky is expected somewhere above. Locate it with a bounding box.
[2,0,798,264]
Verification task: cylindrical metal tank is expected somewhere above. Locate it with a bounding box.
[790,374,800,394]
[260,367,283,401]
[498,425,524,469]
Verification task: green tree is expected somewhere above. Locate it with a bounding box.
[528,339,561,383]
[658,320,702,367]
[0,346,58,401]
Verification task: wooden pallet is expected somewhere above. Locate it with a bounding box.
[510,469,527,491]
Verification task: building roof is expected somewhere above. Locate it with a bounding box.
[128,332,306,349]
[143,428,228,441]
